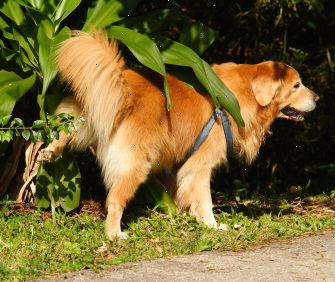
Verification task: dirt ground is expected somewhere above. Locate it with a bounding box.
[36,229,335,282]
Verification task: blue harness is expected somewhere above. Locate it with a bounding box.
[184,108,234,162]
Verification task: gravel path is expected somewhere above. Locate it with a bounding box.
[37,229,335,282]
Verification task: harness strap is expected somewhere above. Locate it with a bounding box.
[183,108,234,162]
[216,108,234,158]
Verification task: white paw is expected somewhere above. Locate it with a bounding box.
[218,223,229,231]
[117,232,129,239]
[201,218,218,229]
[107,231,129,240]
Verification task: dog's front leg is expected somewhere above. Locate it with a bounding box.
[175,167,221,228]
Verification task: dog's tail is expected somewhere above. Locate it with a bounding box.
[56,31,127,139]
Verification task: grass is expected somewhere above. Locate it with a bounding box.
[0,197,335,281]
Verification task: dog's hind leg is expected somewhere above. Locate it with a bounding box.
[37,132,73,162]
[37,123,95,162]
[98,136,152,240]
[104,170,149,239]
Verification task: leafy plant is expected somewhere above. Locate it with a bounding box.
[0,0,84,211]
[36,151,81,223]
[0,113,84,143]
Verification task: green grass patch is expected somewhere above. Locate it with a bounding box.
[0,200,334,281]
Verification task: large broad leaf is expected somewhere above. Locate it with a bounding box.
[145,176,176,216]
[83,0,140,31]
[0,1,25,25]
[0,71,36,118]
[155,36,245,127]
[179,21,218,55]
[108,26,171,109]
[35,151,81,212]
[37,20,70,95]
[116,9,171,34]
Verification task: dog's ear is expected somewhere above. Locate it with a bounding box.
[251,75,280,107]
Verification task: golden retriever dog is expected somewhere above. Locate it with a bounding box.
[39,32,319,239]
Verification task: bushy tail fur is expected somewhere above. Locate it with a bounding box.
[57,31,127,140]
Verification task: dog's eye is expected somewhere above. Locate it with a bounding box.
[293,82,301,89]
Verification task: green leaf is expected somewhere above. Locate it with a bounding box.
[145,176,176,216]
[1,46,18,61]
[38,22,71,95]
[30,130,39,143]
[0,115,12,126]
[49,129,59,141]
[0,16,8,29]
[37,130,46,142]
[179,21,218,55]
[35,151,81,212]
[0,130,14,142]
[83,0,140,30]
[11,1,32,8]
[37,93,47,124]
[25,0,44,10]
[0,12,38,68]
[32,120,45,129]
[57,113,71,120]
[116,9,171,34]
[11,117,24,127]
[24,0,57,14]
[54,0,81,25]
[37,18,54,95]
[0,131,4,143]
[0,38,34,72]
[108,26,170,109]
[21,130,30,140]
[155,37,245,127]
[0,71,36,118]
[0,1,25,25]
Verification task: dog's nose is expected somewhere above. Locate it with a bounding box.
[310,89,320,102]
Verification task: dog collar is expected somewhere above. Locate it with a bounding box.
[184,108,234,162]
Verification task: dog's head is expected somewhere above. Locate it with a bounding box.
[251,61,319,121]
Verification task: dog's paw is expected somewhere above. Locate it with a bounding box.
[117,232,129,239]
[218,223,229,231]
[106,230,129,240]
[37,149,56,163]
[202,219,229,231]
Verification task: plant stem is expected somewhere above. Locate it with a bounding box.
[0,127,33,130]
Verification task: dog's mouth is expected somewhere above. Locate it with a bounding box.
[280,106,309,121]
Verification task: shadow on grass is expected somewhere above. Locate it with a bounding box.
[212,192,335,220]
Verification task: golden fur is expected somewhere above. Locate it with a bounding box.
[39,32,319,239]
